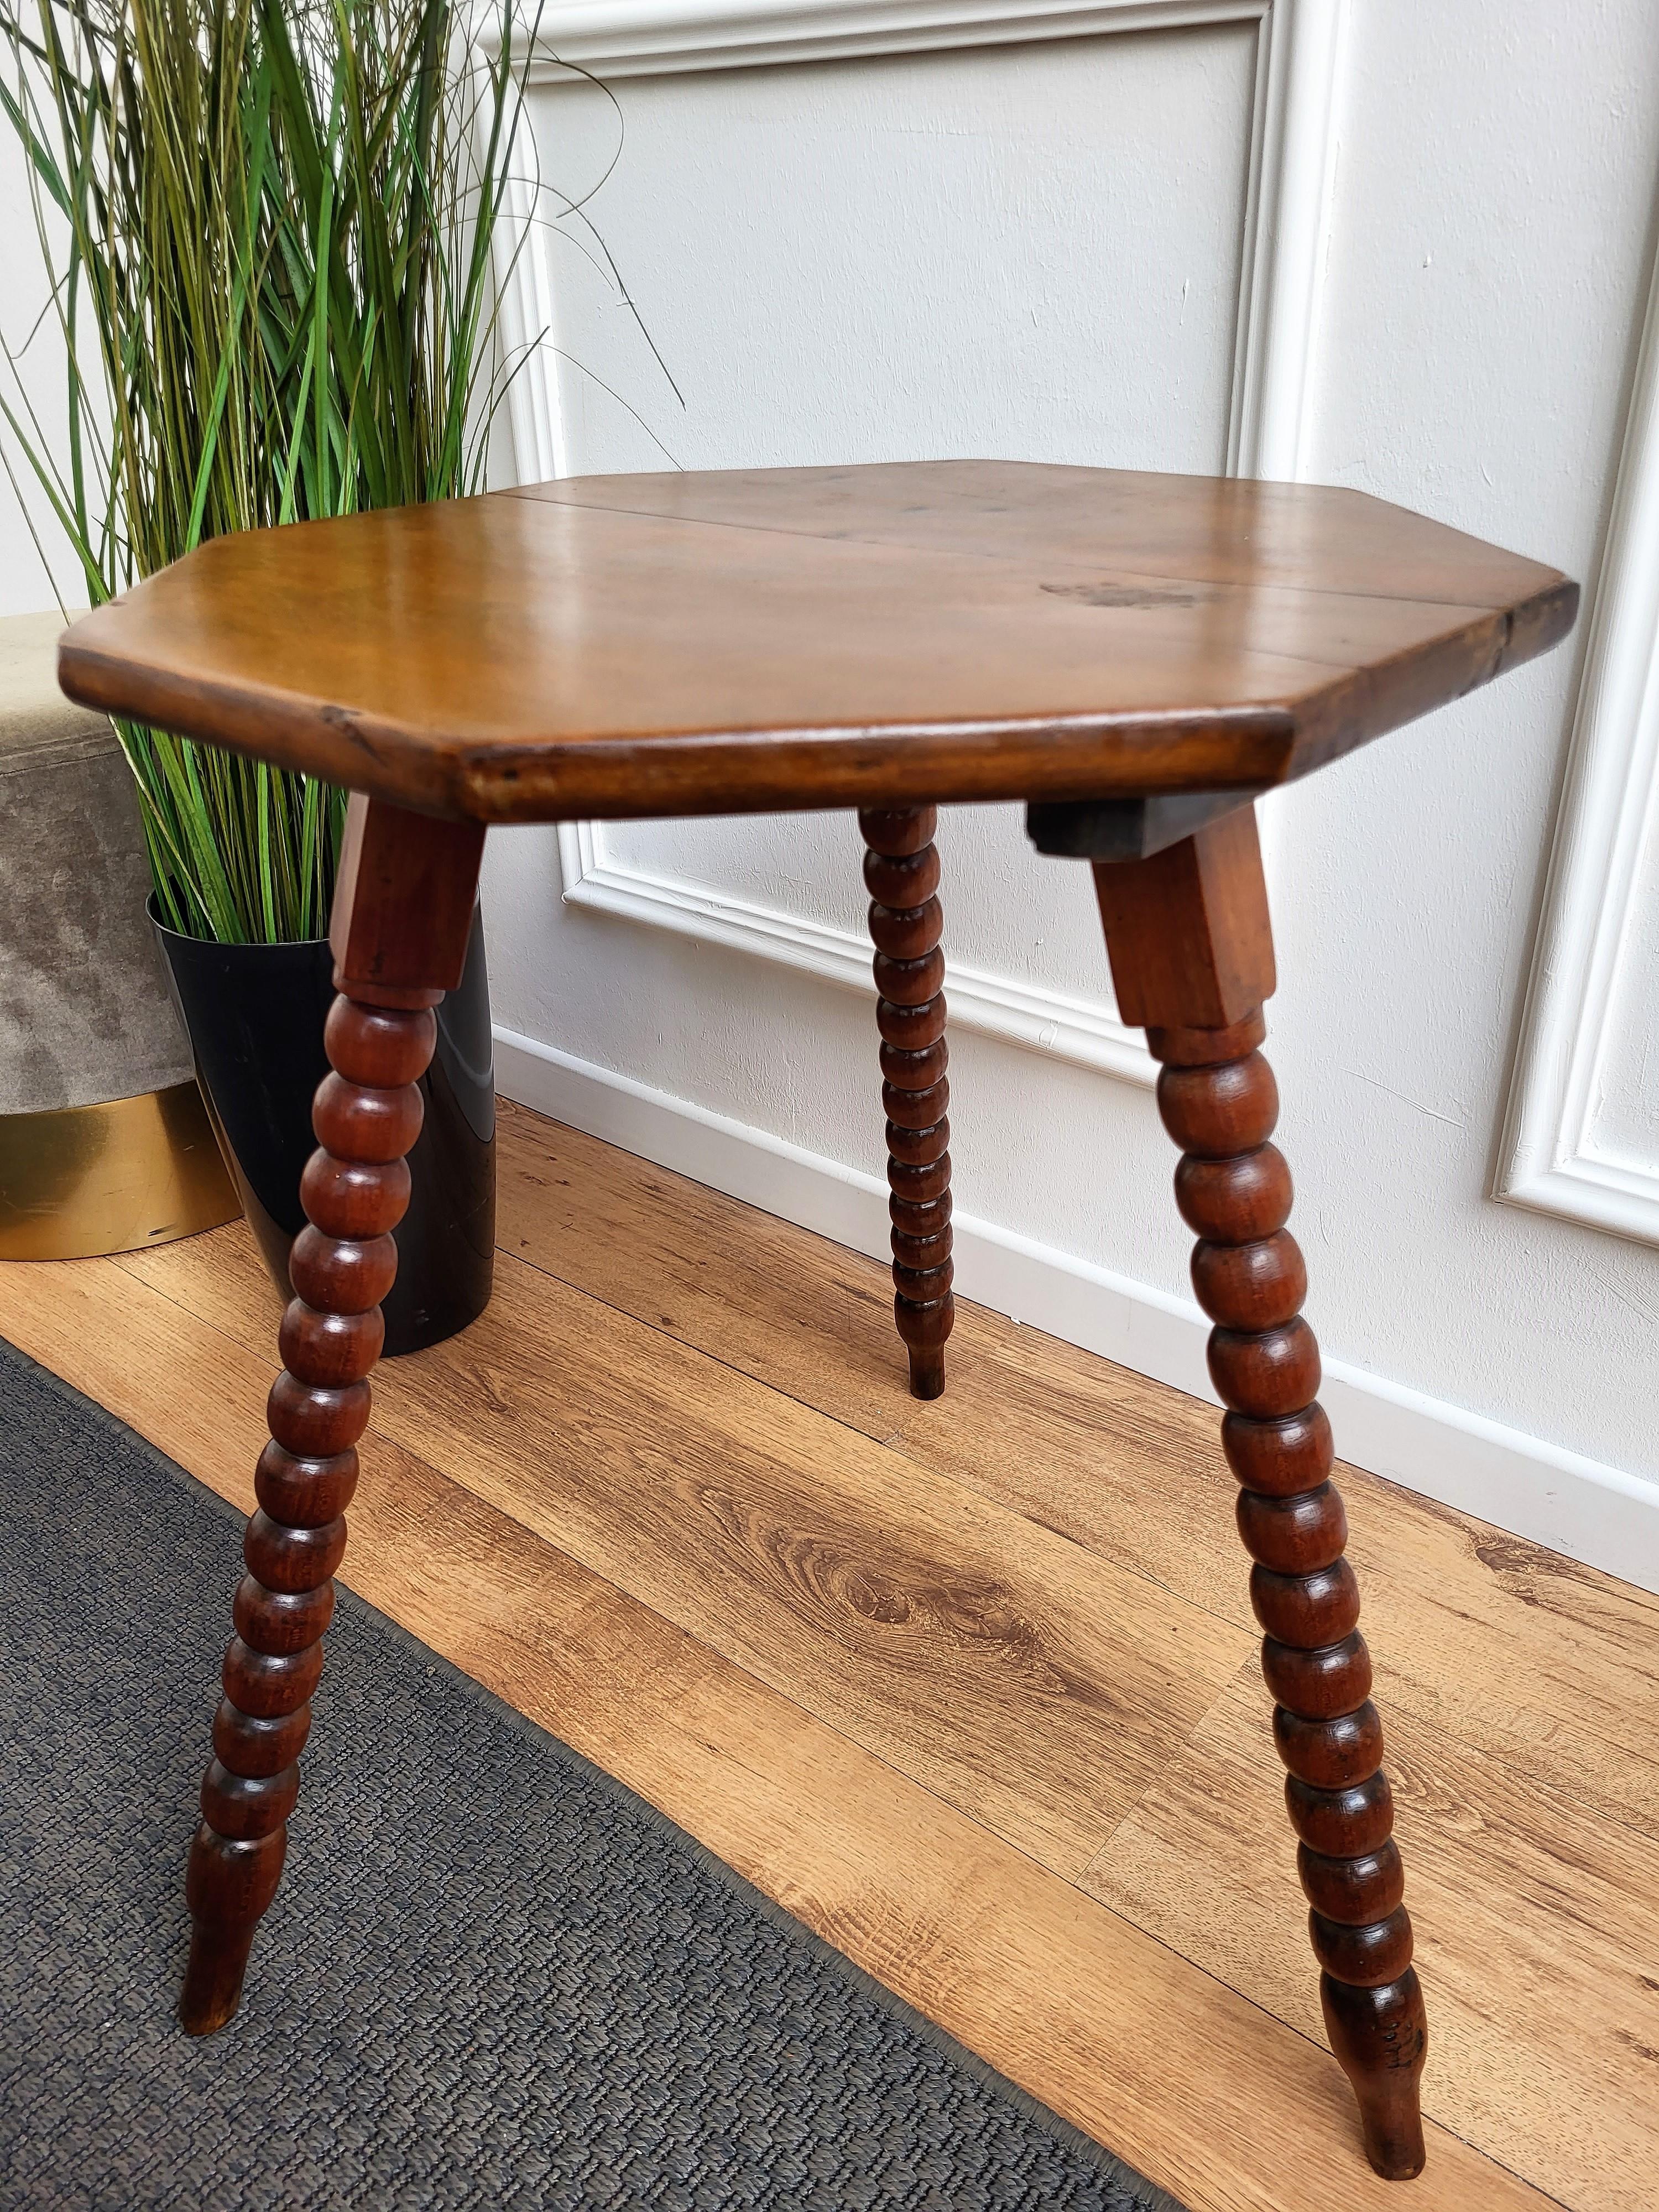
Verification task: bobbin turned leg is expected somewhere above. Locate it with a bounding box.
[1078,804,1427,2180]
[860,805,954,1400]
[179,795,484,2034]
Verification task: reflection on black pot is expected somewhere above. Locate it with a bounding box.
[152,898,494,1355]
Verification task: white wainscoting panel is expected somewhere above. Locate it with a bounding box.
[499,0,1348,473]
[1497,234,1659,1248]
[493,0,1348,1088]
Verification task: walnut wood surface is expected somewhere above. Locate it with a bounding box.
[329,796,485,999]
[56,461,1575,823]
[6,1128,1658,2210]
[178,800,483,2031]
[862,804,955,1397]
[1092,810,1426,2178]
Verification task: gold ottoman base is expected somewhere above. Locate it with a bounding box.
[0,1081,239,1260]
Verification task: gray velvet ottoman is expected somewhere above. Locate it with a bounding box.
[0,610,236,1258]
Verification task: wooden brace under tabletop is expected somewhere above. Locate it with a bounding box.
[59,458,1579,2178]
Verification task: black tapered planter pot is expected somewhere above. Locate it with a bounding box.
[152,898,494,1355]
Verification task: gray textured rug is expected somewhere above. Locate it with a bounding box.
[0,1336,1185,2212]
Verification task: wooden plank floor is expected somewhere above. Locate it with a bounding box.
[4,1093,1656,2212]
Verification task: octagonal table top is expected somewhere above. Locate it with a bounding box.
[58,460,1577,823]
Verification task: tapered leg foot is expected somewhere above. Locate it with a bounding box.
[180,1918,261,2037]
[1324,1972,1428,2179]
[907,1348,947,1400]
[860,805,954,1400]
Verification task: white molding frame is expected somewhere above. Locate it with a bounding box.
[493,0,1348,1084]
[498,0,1349,473]
[1496,237,1659,1247]
[496,1021,1659,1595]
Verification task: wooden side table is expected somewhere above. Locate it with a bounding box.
[60,460,1577,2180]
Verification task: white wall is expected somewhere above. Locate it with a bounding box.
[481,0,1659,1588]
[0,128,90,617]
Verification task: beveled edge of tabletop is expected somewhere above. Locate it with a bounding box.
[55,466,1580,826]
[54,623,1295,821]
[56,585,1577,826]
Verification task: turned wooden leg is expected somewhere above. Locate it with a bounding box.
[860,804,954,1400]
[179,795,484,2033]
[1086,805,1428,2180]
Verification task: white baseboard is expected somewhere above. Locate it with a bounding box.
[494,1023,1659,1597]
